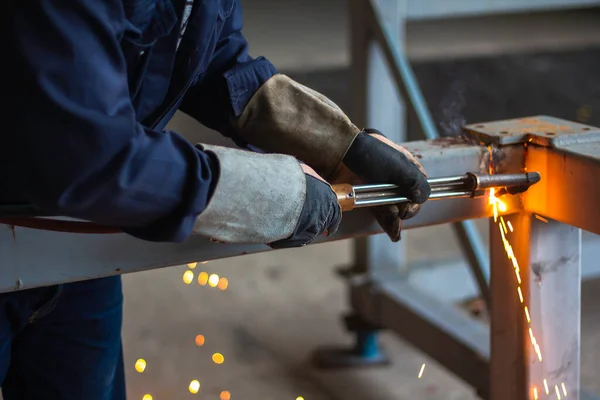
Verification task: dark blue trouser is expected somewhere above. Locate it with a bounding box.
[0,276,126,399]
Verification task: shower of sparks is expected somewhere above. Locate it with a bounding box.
[198,272,209,286]
[187,262,197,269]
[517,286,524,303]
[189,380,201,394]
[183,270,194,284]
[418,363,426,378]
[195,334,205,347]
[212,353,225,364]
[135,358,146,373]
[501,217,508,234]
[487,165,554,396]
[142,395,153,400]
[561,382,567,396]
[218,277,229,291]
[208,274,220,287]
[220,391,232,400]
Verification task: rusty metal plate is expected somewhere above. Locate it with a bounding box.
[462,115,600,147]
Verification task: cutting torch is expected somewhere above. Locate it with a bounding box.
[332,171,541,212]
[0,171,540,233]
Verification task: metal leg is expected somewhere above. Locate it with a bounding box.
[490,213,581,400]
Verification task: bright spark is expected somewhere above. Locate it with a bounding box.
[500,217,508,234]
[544,379,550,394]
[518,286,524,303]
[561,382,567,396]
[418,363,426,378]
[555,384,562,399]
[135,358,146,373]
[183,270,194,284]
[187,262,197,269]
[142,395,153,400]
[525,306,531,323]
[208,274,220,287]
[220,391,232,400]
[533,387,539,399]
[198,272,209,286]
[195,334,205,347]
[189,380,201,394]
[212,353,225,364]
[535,215,549,223]
[508,220,514,232]
[218,277,229,291]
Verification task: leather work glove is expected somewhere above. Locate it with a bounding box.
[231,74,430,241]
[192,144,341,247]
[270,164,341,249]
[339,129,430,240]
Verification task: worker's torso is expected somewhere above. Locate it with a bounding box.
[123,0,235,130]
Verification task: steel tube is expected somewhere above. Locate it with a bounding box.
[354,190,472,208]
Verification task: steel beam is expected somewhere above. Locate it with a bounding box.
[489,214,581,400]
[525,144,600,236]
[0,141,489,293]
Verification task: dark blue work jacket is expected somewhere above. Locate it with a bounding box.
[2,0,277,241]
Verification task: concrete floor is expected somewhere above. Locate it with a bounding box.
[120,2,600,399]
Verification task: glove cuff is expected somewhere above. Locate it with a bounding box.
[192,144,306,244]
[231,74,361,180]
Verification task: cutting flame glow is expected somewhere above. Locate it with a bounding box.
[142,395,153,400]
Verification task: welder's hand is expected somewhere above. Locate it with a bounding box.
[192,143,341,247]
[338,129,431,241]
[269,164,342,249]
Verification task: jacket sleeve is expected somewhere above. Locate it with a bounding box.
[178,0,278,148]
[3,0,218,242]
